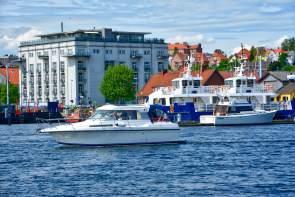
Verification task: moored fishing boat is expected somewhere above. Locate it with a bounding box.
[200,98,276,125]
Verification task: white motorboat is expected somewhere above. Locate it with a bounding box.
[200,99,277,125]
[39,104,184,146]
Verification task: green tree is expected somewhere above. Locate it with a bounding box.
[100,65,135,104]
[281,37,295,51]
[278,53,288,66]
[249,46,256,62]
[216,59,232,71]
[192,63,201,71]
[0,84,19,104]
[268,53,289,71]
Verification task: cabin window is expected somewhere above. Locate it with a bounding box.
[225,80,233,87]
[138,112,149,120]
[242,80,246,85]
[236,79,241,87]
[182,80,188,87]
[247,79,254,87]
[172,81,179,88]
[189,80,193,86]
[193,80,200,88]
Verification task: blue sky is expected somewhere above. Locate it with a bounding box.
[0,0,294,55]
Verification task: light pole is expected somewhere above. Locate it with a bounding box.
[71,79,73,105]
[6,64,9,105]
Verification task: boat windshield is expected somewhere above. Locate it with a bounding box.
[90,110,149,120]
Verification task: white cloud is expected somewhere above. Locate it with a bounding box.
[274,35,288,47]
[0,27,42,51]
[231,44,251,54]
[259,4,282,13]
[167,34,215,44]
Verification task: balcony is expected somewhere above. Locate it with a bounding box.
[38,54,49,59]
[130,54,142,59]
[78,78,87,83]
[78,65,87,71]
[157,54,169,59]
[63,51,90,58]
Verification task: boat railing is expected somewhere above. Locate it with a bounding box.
[36,118,81,132]
[255,103,280,111]
[195,104,214,112]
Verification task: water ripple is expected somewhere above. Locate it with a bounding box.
[0,124,295,196]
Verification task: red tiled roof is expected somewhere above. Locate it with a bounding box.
[273,48,287,54]
[218,71,233,79]
[0,67,19,85]
[213,52,227,60]
[137,71,180,97]
[168,43,190,50]
[236,49,250,59]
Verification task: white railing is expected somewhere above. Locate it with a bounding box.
[154,84,275,96]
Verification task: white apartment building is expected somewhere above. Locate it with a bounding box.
[19,28,169,105]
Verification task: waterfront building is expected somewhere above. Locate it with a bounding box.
[258,71,293,92]
[18,28,168,105]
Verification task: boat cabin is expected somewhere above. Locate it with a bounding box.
[171,76,202,94]
[91,104,169,122]
[224,76,256,93]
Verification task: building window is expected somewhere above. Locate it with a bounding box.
[131,50,137,56]
[60,49,64,55]
[37,63,41,72]
[132,62,137,71]
[144,50,150,55]
[119,49,125,55]
[78,84,84,96]
[144,62,151,72]
[78,72,83,82]
[52,50,56,56]
[105,61,114,70]
[158,62,164,72]
[119,61,125,65]
[106,49,112,54]
[29,64,34,72]
[68,48,73,55]
[93,49,99,54]
[37,51,41,56]
[52,62,57,72]
[60,61,65,72]
[29,52,34,57]
[144,62,151,83]
[144,73,150,83]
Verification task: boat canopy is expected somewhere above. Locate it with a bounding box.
[96,104,148,112]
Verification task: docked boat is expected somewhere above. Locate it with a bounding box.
[200,98,277,126]
[39,104,184,146]
[146,52,276,123]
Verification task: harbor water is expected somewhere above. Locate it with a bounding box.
[1,124,295,196]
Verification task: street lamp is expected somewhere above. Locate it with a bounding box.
[6,63,10,105]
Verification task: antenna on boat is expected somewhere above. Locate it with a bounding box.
[184,55,194,78]
[237,43,246,77]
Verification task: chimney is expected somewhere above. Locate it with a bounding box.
[61,22,64,32]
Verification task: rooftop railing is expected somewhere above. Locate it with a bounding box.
[20,36,166,46]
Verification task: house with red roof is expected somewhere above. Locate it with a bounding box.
[209,50,227,66]
[235,48,250,60]
[168,42,203,71]
[0,67,19,85]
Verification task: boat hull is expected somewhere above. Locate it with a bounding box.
[200,110,276,125]
[47,128,183,146]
